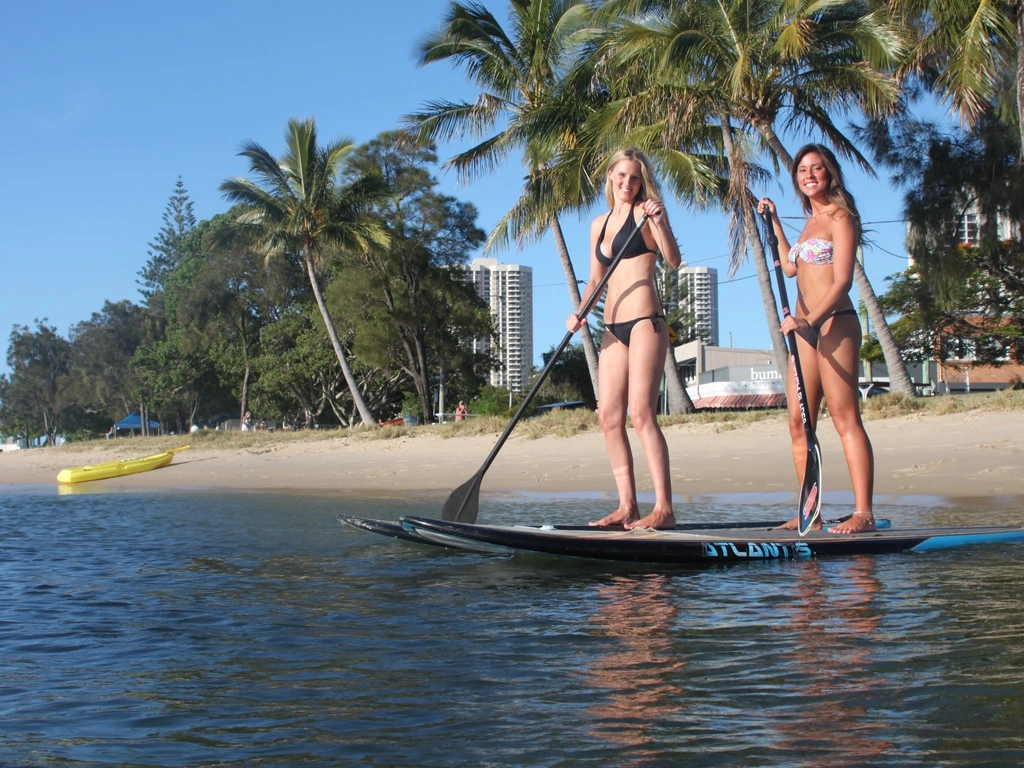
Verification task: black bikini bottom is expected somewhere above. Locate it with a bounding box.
[813,308,858,333]
[606,313,665,346]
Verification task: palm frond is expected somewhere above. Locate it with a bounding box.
[404,95,512,147]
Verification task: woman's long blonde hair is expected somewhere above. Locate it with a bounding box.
[791,144,862,243]
[604,148,661,209]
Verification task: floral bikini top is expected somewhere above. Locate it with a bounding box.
[788,238,834,266]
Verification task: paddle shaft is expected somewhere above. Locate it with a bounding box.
[760,210,814,439]
[760,207,821,531]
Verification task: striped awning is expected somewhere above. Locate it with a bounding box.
[691,393,786,410]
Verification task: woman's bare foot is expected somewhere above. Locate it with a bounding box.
[775,516,823,532]
[590,508,640,527]
[627,509,677,531]
[829,511,876,534]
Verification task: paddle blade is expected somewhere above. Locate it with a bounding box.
[441,471,482,523]
[798,442,823,536]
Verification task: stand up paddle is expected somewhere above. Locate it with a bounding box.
[442,213,650,523]
[759,206,822,536]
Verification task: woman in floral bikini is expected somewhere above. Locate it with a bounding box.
[758,144,876,534]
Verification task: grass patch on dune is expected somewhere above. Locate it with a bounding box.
[861,388,1024,420]
[660,408,785,432]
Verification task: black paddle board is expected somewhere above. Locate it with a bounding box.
[395,516,1024,564]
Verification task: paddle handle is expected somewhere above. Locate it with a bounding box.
[475,213,650,478]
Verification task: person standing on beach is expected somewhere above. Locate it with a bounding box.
[758,144,876,534]
[566,148,682,530]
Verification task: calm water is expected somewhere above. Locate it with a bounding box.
[2,487,1023,767]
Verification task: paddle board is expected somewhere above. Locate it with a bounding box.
[340,514,889,551]
[394,516,1024,564]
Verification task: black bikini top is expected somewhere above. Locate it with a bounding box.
[595,203,654,267]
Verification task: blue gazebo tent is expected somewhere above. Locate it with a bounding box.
[113,412,161,433]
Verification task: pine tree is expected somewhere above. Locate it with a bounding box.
[138,177,196,299]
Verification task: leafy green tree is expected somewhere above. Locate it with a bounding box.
[66,300,149,423]
[128,193,219,434]
[868,112,1024,365]
[176,209,296,424]
[534,342,594,409]
[470,383,518,415]
[138,177,197,301]
[330,132,494,423]
[217,117,391,426]
[0,321,73,445]
[251,311,335,428]
[250,309,403,428]
[130,329,223,434]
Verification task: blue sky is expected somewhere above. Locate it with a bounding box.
[1,0,922,377]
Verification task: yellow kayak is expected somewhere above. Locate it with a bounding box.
[56,446,189,484]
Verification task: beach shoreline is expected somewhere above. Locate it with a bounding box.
[3,409,1023,503]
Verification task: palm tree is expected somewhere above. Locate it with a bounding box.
[407,0,608,399]
[218,117,390,426]
[889,0,1023,155]
[595,0,915,393]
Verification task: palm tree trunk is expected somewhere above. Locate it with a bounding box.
[239,359,250,425]
[759,123,913,393]
[757,122,795,169]
[1017,7,1024,158]
[854,259,914,394]
[304,252,376,426]
[550,214,601,401]
[720,118,790,374]
[663,345,695,413]
[239,335,250,424]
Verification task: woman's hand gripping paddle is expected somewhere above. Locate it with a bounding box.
[759,207,822,536]
[442,213,651,523]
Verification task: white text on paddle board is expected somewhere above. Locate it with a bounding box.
[702,541,812,560]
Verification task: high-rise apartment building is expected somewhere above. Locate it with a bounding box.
[464,258,533,393]
[679,265,719,346]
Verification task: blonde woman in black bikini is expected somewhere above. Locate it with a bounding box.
[758,144,876,534]
[566,148,681,530]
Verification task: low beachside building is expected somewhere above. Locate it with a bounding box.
[675,340,784,409]
[927,358,1024,394]
[673,341,954,408]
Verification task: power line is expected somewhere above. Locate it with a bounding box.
[717,273,759,287]
[865,241,910,260]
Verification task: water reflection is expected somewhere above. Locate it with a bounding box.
[581,574,686,765]
[778,556,893,765]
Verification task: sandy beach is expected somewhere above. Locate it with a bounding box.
[3,409,1023,502]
